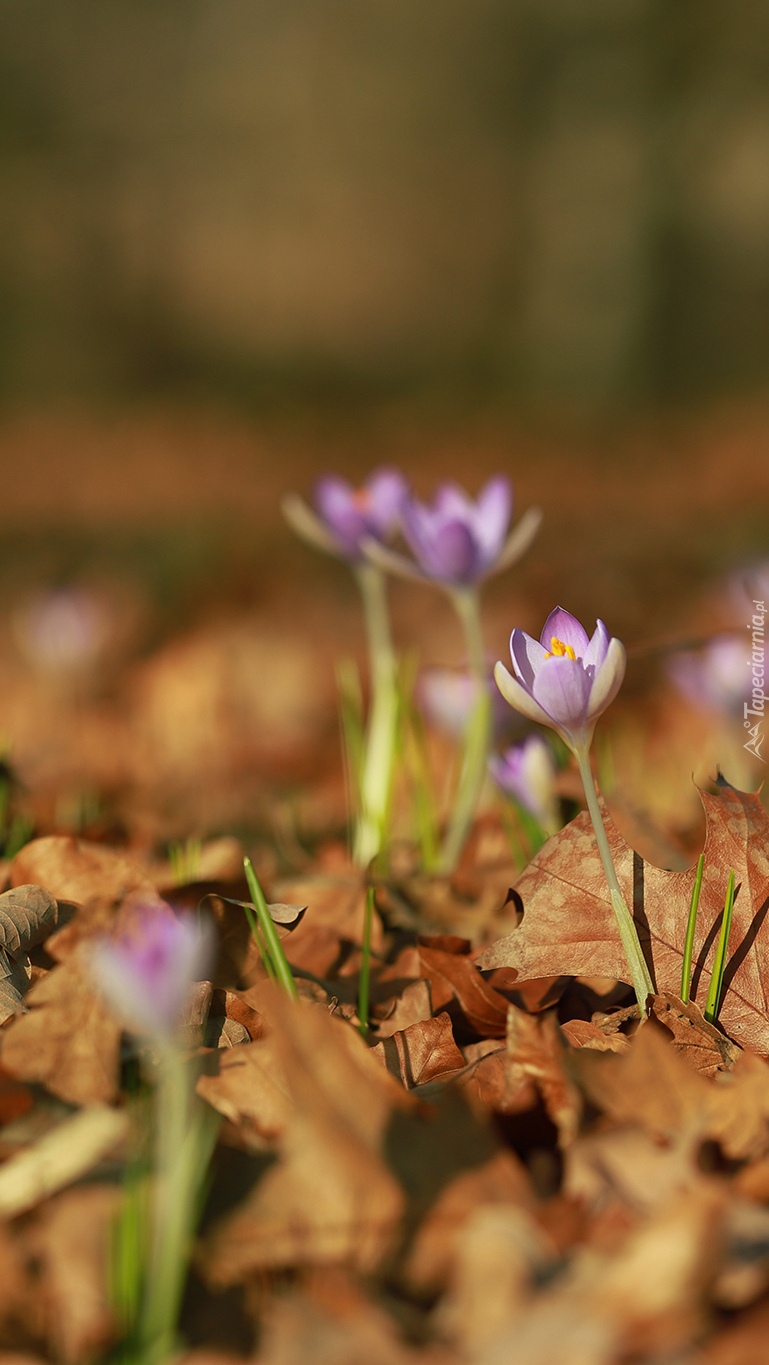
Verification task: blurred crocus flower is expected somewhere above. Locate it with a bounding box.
[418,667,513,741]
[14,587,107,673]
[282,466,407,562]
[92,909,213,1042]
[668,633,746,717]
[494,606,626,754]
[489,735,559,834]
[364,476,541,586]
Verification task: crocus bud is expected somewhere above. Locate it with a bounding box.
[91,908,214,1041]
[494,606,626,754]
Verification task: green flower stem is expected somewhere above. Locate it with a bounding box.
[575,747,654,1014]
[137,1051,220,1365]
[439,586,492,873]
[353,563,398,868]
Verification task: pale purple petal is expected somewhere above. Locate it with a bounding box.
[539,607,590,658]
[313,476,365,556]
[583,619,611,673]
[586,638,627,720]
[494,661,554,728]
[364,467,408,536]
[433,483,473,520]
[92,909,214,1039]
[473,476,512,562]
[432,522,480,580]
[489,734,556,825]
[532,656,593,729]
[510,629,547,689]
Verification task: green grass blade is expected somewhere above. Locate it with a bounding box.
[243,858,298,1000]
[358,886,374,1039]
[704,869,735,1023]
[242,901,276,981]
[681,852,704,1004]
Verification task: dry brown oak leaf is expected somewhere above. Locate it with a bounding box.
[10,836,164,958]
[477,784,769,1055]
[0,886,57,1022]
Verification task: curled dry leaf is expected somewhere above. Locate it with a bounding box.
[417,939,509,1038]
[1,945,123,1105]
[199,988,409,1281]
[560,1020,630,1054]
[0,885,58,1023]
[507,1006,581,1147]
[374,979,432,1039]
[478,785,769,1055]
[649,993,741,1076]
[372,1014,466,1089]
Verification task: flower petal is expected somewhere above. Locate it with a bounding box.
[281,494,341,558]
[539,607,590,658]
[490,506,543,577]
[510,628,547,689]
[313,476,366,556]
[473,476,511,562]
[494,661,554,728]
[531,655,592,729]
[586,637,626,720]
[432,521,480,581]
[364,467,408,535]
[583,619,610,673]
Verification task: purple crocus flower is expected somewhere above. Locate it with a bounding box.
[494,606,626,753]
[489,735,559,833]
[92,908,213,1040]
[418,667,516,741]
[667,633,746,718]
[400,477,512,584]
[282,467,407,562]
[362,476,542,586]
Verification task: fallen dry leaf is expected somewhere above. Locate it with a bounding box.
[0,1105,127,1217]
[405,1150,534,1292]
[374,979,432,1039]
[0,885,58,1023]
[254,1270,443,1365]
[11,836,164,957]
[506,1006,581,1147]
[576,1020,769,1162]
[478,784,769,1054]
[560,1020,630,1053]
[435,1203,556,1355]
[417,939,509,1038]
[1,945,123,1104]
[650,993,741,1075]
[29,1183,120,1363]
[270,869,382,977]
[200,990,408,1280]
[372,1014,466,1089]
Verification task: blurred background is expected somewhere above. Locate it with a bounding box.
[0,0,768,858]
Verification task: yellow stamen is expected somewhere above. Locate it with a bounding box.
[545,637,576,661]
